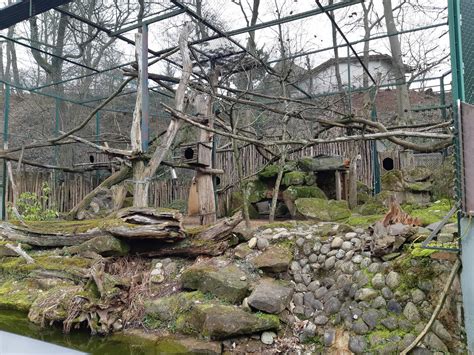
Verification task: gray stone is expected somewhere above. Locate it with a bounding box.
[299,258,308,267]
[293,293,304,307]
[312,299,324,311]
[352,319,369,335]
[349,336,367,354]
[361,257,371,268]
[385,271,401,289]
[293,273,303,283]
[327,250,338,257]
[424,332,448,353]
[296,238,305,247]
[308,253,318,263]
[302,274,312,286]
[335,249,346,259]
[432,320,452,342]
[290,261,301,273]
[257,238,269,251]
[345,232,358,239]
[341,262,355,275]
[303,243,312,256]
[352,238,362,249]
[314,315,329,325]
[293,306,304,315]
[403,302,421,323]
[302,264,311,274]
[314,286,328,299]
[320,243,331,254]
[381,287,393,299]
[373,296,387,309]
[353,270,369,287]
[352,255,363,264]
[399,317,414,331]
[324,256,336,270]
[331,236,344,248]
[317,254,326,263]
[400,334,417,350]
[367,262,381,273]
[362,309,380,330]
[387,299,402,314]
[437,233,454,243]
[355,288,378,301]
[411,289,426,304]
[381,316,398,330]
[418,280,433,292]
[247,279,294,314]
[307,280,320,292]
[303,292,316,307]
[261,331,276,345]
[248,237,257,249]
[341,241,353,251]
[313,242,322,252]
[324,329,336,347]
[372,273,386,290]
[324,297,342,315]
[294,283,307,292]
[299,322,316,343]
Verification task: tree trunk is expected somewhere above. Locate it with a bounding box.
[383,0,412,124]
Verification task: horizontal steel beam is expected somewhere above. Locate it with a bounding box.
[110,9,185,36]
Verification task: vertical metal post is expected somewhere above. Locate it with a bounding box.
[54,98,60,184]
[370,87,381,194]
[95,111,101,181]
[347,46,352,114]
[140,24,149,152]
[1,84,10,220]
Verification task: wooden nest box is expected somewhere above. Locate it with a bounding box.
[180,142,212,167]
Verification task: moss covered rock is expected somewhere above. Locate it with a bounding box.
[281,171,307,186]
[405,181,432,192]
[295,198,351,221]
[0,278,41,311]
[144,291,206,323]
[64,235,129,257]
[381,170,405,191]
[283,186,327,217]
[178,303,279,339]
[181,263,249,303]
[404,166,431,182]
[247,278,293,314]
[297,156,344,172]
[258,164,281,179]
[250,246,292,273]
[155,337,222,354]
[229,191,259,219]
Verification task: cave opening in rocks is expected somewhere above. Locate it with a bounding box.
[383,157,394,171]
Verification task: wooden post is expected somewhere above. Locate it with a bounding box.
[195,94,217,225]
[335,170,342,200]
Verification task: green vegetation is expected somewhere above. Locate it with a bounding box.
[345,214,383,227]
[402,199,456,226]
[9,183,58,221]
[281,171,307,186]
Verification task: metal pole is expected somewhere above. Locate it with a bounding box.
[141,24,149,152]
[2,84,10,220]
[370,87,381,194]
[347,46,352,114]
[54,98,60,184]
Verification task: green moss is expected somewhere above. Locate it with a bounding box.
[406,181,432,192]
[258,164,281,179]
[0,278,39,311]
[281,171,307,186]
[345,214,383,227]
[155,339,188,353]
[381,170,404,191]
[402,199,456,226]
[247,179,268,203]
[409,243,437,257]
[296,198,351,221]
[259,221,297,230]
[284,186,327,200]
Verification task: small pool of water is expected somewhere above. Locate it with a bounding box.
[0,310,157,355]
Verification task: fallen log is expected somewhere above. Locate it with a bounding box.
[139,211,243,258]
[0,207,185,247]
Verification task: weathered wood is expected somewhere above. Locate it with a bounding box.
[1,207,185,247]
[67,166,132,220]
[142,211,243,257]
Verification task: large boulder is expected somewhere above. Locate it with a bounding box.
[282,186,327,217]
[281,171,307,186]
[155,337,222,355]
[179,304,279,339]
[181,262,249,303]
[250,246,292,273]
[381,170,405,191]
[247,279,294,314]
[295,198,351,221]
[144,291,206,322]
[297,155,345,172]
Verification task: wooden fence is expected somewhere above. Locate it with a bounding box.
[7,141,374,216]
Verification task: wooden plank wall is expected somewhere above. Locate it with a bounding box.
[7,141,373,216]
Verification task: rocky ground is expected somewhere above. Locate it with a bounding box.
[0,214,466,354]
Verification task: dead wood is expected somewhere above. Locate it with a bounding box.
[140,211,243,258]
[0,207,185,247]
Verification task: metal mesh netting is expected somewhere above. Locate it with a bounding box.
[461,1,474,104]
